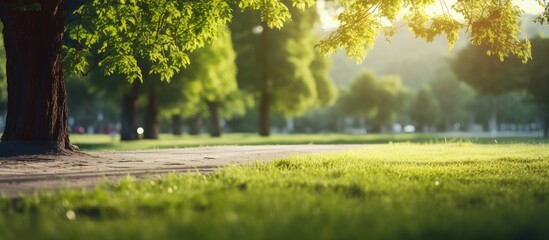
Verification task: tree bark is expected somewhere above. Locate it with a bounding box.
[206,101,222,137]
[143,87,159,139]
[0,0,79,156]
[120,82,140,141]
[259,90,271,137]
[172,114,183,136]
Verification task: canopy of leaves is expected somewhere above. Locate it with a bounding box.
[183,29,237,103]
[534,0,549,25]
[62,0,542,86]
[64,0,314,83]
[317,0,532,63]
[169,29,250,120]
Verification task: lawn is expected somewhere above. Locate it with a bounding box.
[71,133,549,151]
[1,143,548,239]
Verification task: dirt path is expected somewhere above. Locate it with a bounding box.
[0,145,358,196]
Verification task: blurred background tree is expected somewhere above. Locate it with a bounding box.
[342,71,408,132]
[230,1,336,136]
[428,68,474,132]
[83,64,143,141]
[509,37,549,137]
[4,0,544,141]
[369,75,408,132]
[347,71,379,120]
[451,44,523,134]
[524,37,549,138]
[410,87,441,132]
[168,30,247,137]
[311,49,338,108]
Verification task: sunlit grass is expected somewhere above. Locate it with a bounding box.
[1,144,548,239]
[70,133,549,151]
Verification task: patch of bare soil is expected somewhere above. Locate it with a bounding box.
[0,145,358,196]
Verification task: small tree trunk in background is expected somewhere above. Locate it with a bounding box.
[190,114,203,135]
[543,101,549,138]
[259,90,271,137]
[489,96,498,137]
[120,82,140,141]
[481,120,490,133]
[445,119,452,132]
[172,114,183,136]
[0,0,79,156]
[417,123,426,132]
[327,115,337,133]
[372,124,382,133]
[206,101,222,137]
[542,81,549,139]
[144,87,159,139]
[257,22,271,137]
[438,118,451,132]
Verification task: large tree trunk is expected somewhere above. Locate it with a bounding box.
[206,101,222,137]
[172,114,183,136]
[0,0,78,156]
[259,90,271,137]
[144,87,159,139]
[120,82,140,141]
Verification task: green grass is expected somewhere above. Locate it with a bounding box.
[72,133,549,151]
[2,143,549,239]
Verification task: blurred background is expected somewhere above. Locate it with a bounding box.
[0,3,547,140]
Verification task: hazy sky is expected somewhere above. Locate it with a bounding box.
[512,0,543,13]
[427,0,543,14]
[318,0,545,30]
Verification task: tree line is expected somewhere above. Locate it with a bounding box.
[0,0,546,156]
[53,1,337,141]
[11,33,545,139]
[308,64,541,136]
